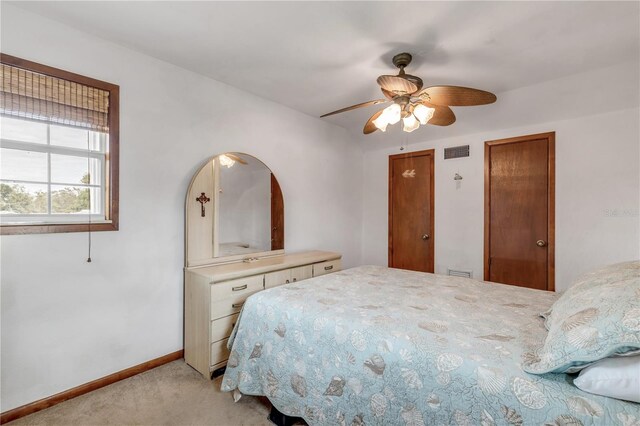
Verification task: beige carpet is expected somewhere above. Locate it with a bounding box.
[8,360,273,426]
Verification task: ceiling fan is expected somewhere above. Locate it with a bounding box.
[218,153,248,168]
[320,53,497,134]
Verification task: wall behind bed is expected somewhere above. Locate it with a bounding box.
[362,102,640,290]
[0,5,363,412]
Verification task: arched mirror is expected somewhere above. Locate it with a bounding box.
[185,153,284,267]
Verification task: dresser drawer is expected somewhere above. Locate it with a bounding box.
[313,259,342,277]
[211,291,259,320]
[210,313,239,343]
[291,265,313,282]
[211,275,263,301]
[264,269,292,289]
[211,338,230,366]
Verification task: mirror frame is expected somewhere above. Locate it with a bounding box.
[184,152,284,268]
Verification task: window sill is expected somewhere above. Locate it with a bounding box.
[0,222,118,235]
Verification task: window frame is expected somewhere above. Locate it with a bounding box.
[0,53,119,235]
[1,125,108,221]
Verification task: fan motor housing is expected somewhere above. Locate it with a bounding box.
[392,52,413,69]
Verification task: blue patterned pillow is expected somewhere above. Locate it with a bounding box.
[523,261,640,374]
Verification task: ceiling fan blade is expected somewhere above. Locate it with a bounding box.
[421,101,456,126]
[320,99,388,118]
[363,110,383,134]
[381,88,396,100]
[376,75,418,94]
[419,85,496,106]
[403,74,423,92]
[225,153,248,165]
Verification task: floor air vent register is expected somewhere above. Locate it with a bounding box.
[447,268,473,279]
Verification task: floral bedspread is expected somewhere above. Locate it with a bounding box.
[221,266,640,425]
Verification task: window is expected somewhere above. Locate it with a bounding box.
[0,54,119,234]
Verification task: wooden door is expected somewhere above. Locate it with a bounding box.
[484,132,555,291]
[271,174,284,250]
[389,150,435,273]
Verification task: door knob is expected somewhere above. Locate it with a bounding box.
[422,234,430,240]
[536,240,547,247]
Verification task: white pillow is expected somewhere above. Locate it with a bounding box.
[574,356,640,403]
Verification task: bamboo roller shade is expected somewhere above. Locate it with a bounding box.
[0,63,110,132]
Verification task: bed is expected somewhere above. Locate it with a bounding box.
[221,265,640,425]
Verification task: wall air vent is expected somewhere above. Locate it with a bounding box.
[444,145,470,159]
[447,268,473,279]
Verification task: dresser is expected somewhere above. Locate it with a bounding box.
[184,250,341,379]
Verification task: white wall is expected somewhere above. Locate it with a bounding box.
[0,5,363,411]
[362,107,640,290]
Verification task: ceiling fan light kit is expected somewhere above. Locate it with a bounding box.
[413,104,435,125]
[320,52,497,135]
[402,113,420,133]
[218,154,235,168]
[217,153,248,168]
[372,103,401,131]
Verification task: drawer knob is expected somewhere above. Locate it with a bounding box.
[232,284,248,292]
[293,278,297,282]
[324,265,333,271]
[285,279,290,284]
[232,302,244,309]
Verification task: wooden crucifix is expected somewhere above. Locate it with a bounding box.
[195,192,210,217]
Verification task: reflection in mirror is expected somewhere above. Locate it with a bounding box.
[187,153,284,264]
[218,154,271,256]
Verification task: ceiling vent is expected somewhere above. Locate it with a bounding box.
[444,145,470,159]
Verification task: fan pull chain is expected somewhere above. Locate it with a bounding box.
[399,131,408,151]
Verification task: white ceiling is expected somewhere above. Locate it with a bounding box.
[11,1,640,143]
